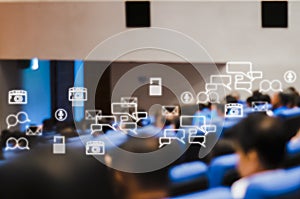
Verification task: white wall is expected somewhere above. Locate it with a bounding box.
[0,1,299,98]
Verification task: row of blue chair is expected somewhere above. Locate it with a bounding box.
[169,164,300,199]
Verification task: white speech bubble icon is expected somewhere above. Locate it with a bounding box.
[209,75,232,91]
[188,134,206,148]
[159,137,171,148]
[180,115,207,133]
[158,129,186,148]
[111,102,138,120]
[95,115,117,131]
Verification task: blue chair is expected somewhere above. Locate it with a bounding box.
[208,154,238,188]
[168,187,232,199]
[277,108,300,119]
[168,161,208,196]
[244,167,300,199]
[287,140,300,155]
[169,161,207,183]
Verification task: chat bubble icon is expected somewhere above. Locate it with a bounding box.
[209,75,232,91]
[159,137,171,148]
[111,102,138,120]
[120,122,137,134]
[197,92,209,104]
[248,71,263,79]
[6,111,31,129]
[200,124,217,133]
[189,134,206,148]
[159,129,186,148]
[180,115,207,133]
[95,115,117,131]
[205,83,217,91]
[132,111,148,122]
[90,124,103,135]
[226,61,262,81]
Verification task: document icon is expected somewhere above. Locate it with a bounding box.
[85,110,102,121]
[53,136,66,154]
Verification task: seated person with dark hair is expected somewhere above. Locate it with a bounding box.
[225,95,238,104]
[228,113,287,199]
[107,137,170,199]
[271,92,290,115]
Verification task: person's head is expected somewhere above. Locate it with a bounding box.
[271,92,290,109]
[225,95,238,103]
[283,88,299,108]
[108,137,169,199]
[259,94,271,104]
[228,113,287,177]
[231,91,241,101]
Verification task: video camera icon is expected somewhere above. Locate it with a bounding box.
[8,90,28,105]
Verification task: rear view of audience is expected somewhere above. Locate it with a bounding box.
[228,114,287,198]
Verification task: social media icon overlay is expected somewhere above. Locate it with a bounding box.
[26,125,43,136]
[86,141,105,155]
[55,109,68,121]
[225,103,243,118]
[259,79,282,93]
[252,101,269,112]
[284,70,297,83]
[159,129,186,148]
[149,77,162,96]
[85,110,102,121]
[181,91,193,104]
[8,90,28,105]
[53,136,66,154]
[5,137,30,151]
[6,111,31,129]
[68,87,87,102]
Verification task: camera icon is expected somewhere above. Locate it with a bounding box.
[8,90,28,105]
[68,87,87,102]
[85,141,105,155]
[225,103,243,118]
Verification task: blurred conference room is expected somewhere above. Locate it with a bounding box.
[0,1,300,199]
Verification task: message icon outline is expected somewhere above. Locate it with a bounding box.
[111,102,138,120]
[226,61,263,94]
[180,115,208,134]
[159,129,186,148]
[188,129,207,148]
[90,115,118,134]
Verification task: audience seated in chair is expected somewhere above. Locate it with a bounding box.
[107,137,169,199]
[227,113,287,199]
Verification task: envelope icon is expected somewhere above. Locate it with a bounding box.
[252,101,268,112]
[26,126,43,136]
[121,97,138,107]
[85,110,102,120]
[162,106,179,116]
